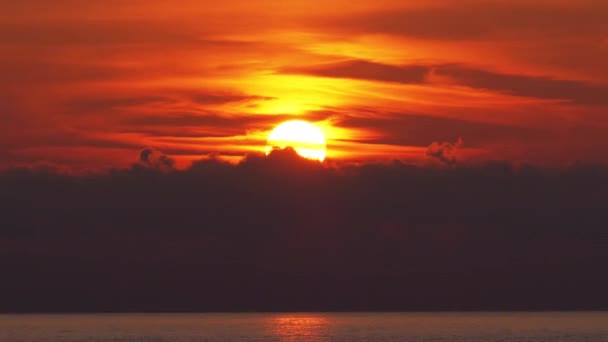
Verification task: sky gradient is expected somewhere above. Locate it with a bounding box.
[2,0,608,171]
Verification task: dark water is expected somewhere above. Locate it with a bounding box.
[1,312,607,341]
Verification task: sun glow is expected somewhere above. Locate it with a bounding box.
[266,120,327,161]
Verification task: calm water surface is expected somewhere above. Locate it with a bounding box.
[1,312,607,342]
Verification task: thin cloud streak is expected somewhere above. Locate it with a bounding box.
[284,60,608,106]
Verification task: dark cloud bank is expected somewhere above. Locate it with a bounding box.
[1,149,607,312]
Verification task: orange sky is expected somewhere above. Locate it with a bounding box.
[2,0,608,170]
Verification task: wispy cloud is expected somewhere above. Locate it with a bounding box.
[284,59,608,106]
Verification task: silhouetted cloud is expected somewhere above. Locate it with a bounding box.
[139,148,175,171]
[1,154,607,312]
[427,138,464,165]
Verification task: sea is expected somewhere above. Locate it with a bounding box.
[1,312,607,342]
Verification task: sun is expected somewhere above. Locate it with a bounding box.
[266,120,327,162]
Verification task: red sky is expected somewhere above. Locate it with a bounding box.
[2,0,608,170]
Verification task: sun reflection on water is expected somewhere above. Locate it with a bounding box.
[267,314,332,341]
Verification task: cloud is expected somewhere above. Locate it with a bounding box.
[332,111,549,147]
[435,64,608,106]
[138,148,175,171]
[282,60,428,84]
[68,90,273,112]
[188,93,274,105]
[283,59,608,105]
[69,96,172,111]
[1,156,608,311]
[427,138,464,165]
[122,111,336,138]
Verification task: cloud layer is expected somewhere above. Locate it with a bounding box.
[1,152,607,311]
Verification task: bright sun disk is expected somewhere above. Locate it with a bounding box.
[266,120,327,162]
